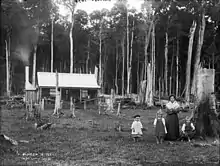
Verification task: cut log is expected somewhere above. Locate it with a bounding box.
[35,122,53,130]
[0,134,18,146]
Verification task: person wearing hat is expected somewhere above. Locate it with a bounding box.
[131,114,143,142]
[165,94,181,141]
[153,109,167,144]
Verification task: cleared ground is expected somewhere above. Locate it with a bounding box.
[1,106,219,166]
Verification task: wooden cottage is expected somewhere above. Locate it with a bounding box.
[37,71,100,104]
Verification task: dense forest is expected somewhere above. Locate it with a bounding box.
[1,0,220,102]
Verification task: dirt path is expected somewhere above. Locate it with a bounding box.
[1,108,219,166]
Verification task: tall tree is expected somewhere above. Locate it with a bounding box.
[185,21,197,102]
[57,0,77,73]
[151,22,156,95]
[126,3,130,95]
[191,1,206,95]
[164,32,168,96]
[50,5,55,73]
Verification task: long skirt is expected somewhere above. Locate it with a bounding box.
[165,113,180,141]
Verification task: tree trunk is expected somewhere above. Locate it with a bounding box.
[164,32,168,96]
[51,17,54,73]
[176,38,179,97]
[99,20,103,93]
[151,23,156,96]
[53,70,60,115]
[170,41,175,95]
[115,40,119,95]
[139,80,146,104]
[161,78,164,97]
[191,12,206,95]
[5,39,10,97]
[59,61,62,72]
[145,63,153,106]
[144,21,153,80]
[32,45,37,86]
[137,52,140,94]
[185,21,197,102]
[138,63,145,102]
[191,68,220,139]
[126,9,130,95]
[121,35,125,96]
[161,60,164,96]
[70,13,74,73]
[103,42,108,93]
[159,77,161,102]
[127,19,134,94]
[86,37,90,74]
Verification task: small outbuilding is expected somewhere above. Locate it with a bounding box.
[25,66,37,104]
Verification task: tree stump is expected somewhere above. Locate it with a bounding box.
[84,100,86,110]
[98,98,101,115]
[192,68,220,140]
[194,98,220,138]
[116,102,121,116]
[26,102,41,121]
[70,97,76,118]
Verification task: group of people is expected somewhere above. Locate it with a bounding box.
[131,95,196,143]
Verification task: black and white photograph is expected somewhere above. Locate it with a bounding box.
[0,0,220,165]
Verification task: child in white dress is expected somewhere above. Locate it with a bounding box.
[131,115,143,142]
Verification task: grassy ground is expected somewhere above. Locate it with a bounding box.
[1,106,219,166]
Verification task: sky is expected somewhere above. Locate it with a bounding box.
[58,0,144,19]
[76,0,144,13]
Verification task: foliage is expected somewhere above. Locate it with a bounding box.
[0,0,220,95]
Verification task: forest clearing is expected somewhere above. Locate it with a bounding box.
[1,0,220,165]
[1,107,220,166]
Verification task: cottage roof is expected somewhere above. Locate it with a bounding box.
[37,72,100,89]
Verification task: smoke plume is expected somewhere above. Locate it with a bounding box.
[10,2,39,66]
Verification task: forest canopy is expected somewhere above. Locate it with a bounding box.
[0,0,220,100]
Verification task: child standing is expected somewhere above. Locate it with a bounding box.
[131,115,143,142]
[153,109,167,144]
[181,116,195,142]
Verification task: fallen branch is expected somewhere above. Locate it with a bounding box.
[0,134,18,146]
[35,122,53,130]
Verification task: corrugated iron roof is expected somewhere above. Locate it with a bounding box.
[37,72,100,89]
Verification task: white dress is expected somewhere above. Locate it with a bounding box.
[131,121,143,135]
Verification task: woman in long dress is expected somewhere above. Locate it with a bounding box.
[165,95,181,141]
